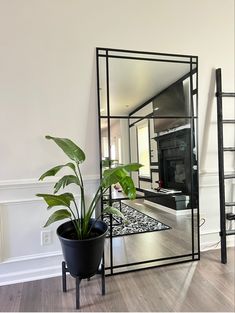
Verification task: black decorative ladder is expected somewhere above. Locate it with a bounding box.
[215,68,235,264]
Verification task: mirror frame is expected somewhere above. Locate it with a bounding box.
[96,47,199,275]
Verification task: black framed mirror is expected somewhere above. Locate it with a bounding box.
[96,48,199,275]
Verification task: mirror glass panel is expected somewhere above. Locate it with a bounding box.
[97,48,199,274]
[99,52,197,118]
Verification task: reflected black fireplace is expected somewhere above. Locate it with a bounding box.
[156,128,192,194]
[166,158,186,190]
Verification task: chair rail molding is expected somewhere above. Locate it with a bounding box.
[0,175,100,203]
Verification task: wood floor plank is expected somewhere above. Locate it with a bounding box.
[19,280,42,312]
[41,276,63,312]
[0,283,22,312]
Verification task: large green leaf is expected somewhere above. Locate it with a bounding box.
[103,206,125,219]
[102,166,126,187]
[122,163,142,172]
[54,175,80,194]
[44,209,71,227]
[46,135,85,163]
[119,176,136,199]
[39,163,76,181]
[101,163,142,188]
[36,193,74,209]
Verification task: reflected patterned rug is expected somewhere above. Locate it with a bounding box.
[104,202,171,237]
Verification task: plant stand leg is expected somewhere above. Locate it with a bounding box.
[101,263,105,295]
[61,262,105,309]
[76,277,82,310]
[62,261,67,292]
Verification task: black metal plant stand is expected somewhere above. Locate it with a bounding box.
[62,261,105,309]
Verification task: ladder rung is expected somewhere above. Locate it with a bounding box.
[216,92,235,97]
[226,213,235,220]
[223,120,235,124]
[226,230,235,236]
[222,92,235,97]
[225,202,235,207]
[224,173,235,179]
[223,147,235,152]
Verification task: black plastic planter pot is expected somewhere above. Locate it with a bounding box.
[57,219,108,279]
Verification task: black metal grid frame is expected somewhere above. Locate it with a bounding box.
[96,47,200,275]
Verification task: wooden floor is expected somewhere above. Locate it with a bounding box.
[0,248,234,312]
[105,199,198,271]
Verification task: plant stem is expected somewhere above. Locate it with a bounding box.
[66,206,80,236]
[87,186,102,216]
[76,163,86,236]
[86,186,110,235]
[73,200,82,238]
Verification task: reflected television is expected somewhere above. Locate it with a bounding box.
[153,81,189,133]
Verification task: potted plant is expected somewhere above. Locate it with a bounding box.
[37,135,141,279]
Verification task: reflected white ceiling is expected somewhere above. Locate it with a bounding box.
[99,57,195,116]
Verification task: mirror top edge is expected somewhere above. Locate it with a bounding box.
[96,47,198,60]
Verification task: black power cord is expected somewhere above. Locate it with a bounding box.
[199,218,206,227]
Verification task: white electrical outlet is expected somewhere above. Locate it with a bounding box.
[41,230,52,246]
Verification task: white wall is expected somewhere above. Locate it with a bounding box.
[0,0,234,284]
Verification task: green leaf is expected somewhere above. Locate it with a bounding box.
[101,163,142,188]
[54,175,80,194]
[46,135,85,163]
[44,209,71,227]
[39,163,76,181]
[119,176,136,199]
[36,193,74,209]
[103,206,125,219]
[122,163,142,172]
[102,167,126,187]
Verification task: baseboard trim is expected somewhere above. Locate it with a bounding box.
[0,251,63,286]
[0,266,62,286]
[144,200,191,215]
[200,231,235,251]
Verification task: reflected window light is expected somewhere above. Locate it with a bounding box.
[118,137,122,164]
[102,137,109,158]
[137,122,150,178]
[111,144,116,160]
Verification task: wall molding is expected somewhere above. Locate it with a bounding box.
[144,200,192,216]
[0,175,100,203]
[2,250,62,265]
[0,195,81,205]
[0,175,100,189]
[199,169,235,188]
[200,231,235,252]
[0,207,3,263]
[0,251,63,286]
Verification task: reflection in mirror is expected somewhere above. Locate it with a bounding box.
[101,119,130,166]
[98,51,197,117]
[97,48,199,274]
